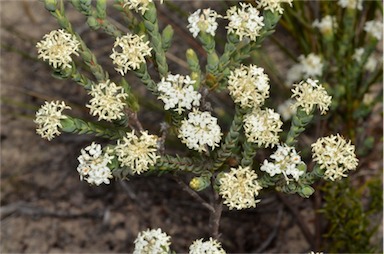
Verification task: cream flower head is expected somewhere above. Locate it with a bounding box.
[364,54,380,72]
[189,238,226,254]
[157,74,201,114]
[77,142,114,186]
[291,78,332,115]
[36,29,80,69]
[228,65,270,109]
[311,134,358,181]
[312,15,338,35]
[87,80,128,122]
[178,109,222,152]
[115,131,159,174]
[226,3,264,41]
[298,53,323,78]
[243,108,283,148]
[337,0,363,10]
[133,228,171,254]
[219,166,262,210]
[110,34,152,75]
[257,0,293,14]
[364,20,383,40]
[34,100,71,141]
[286,53,323,85]
[188,8,221,38]
[277,99,296,121]
[352,47,365,62]
[123,0,163,15]
[260,144,305,182]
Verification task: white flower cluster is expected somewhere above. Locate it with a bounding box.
[260,144,305,181]
[188,8,220,38]
[257,0,293,14]
[227,65,270,109]
[115,131,159,174]
[178,109,222,152]
[337,0,363,10]
[110,34,152,75]
[364,54,380,72]
[312,15,337,35]
[77,143,114,186]
[286,53,323,85]
[87,80,128,122]
[34,101,71,141]
[219,166,262,210]
[189,238,226,254]
[364,20,383,40]
[123,0,163,15]
[133,228,171,254]
[36,29,80,69]
[352,47,381,72]
[291,78,332,115]
[311,134,358,181]
[243,108,283,148]
[226,3,264,41]
[277,99,296,121]
[352,47,365,62]
[157,74,201,114]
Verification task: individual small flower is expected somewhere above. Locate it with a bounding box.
[110,34,152,75]
[123,0,163,15]
[243,108,283,148]
[337,0,363,10]
[115,131,159,174]
[87,80,128,121]
[34,100,71,141]
[189,238,226,254]
[227,65,270,109]
[178,109,222,152]
[36,29,80,69]
[298,53,323,78]
[226,3,264,41]
[77,142,114,186]
[364,20,383,40]
[277,99,296,121]
[311,134,358,181]
[157,74,201,114]
[312,15,338,35]
[260,144,305,181]
[133,228,171,254]
[291,78,332,115]
[188,8,220,38]
[219,166,262,210]
[257,0,293,14]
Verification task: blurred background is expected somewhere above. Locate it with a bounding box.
[1,1,382,253]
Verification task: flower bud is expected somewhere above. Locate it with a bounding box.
[189,176,210,191]
[87,16,101,30]
[300,186,315,198]
[162,25,174,49]
[44,0,57,12]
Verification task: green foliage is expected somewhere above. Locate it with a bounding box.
[321,178,382,253]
